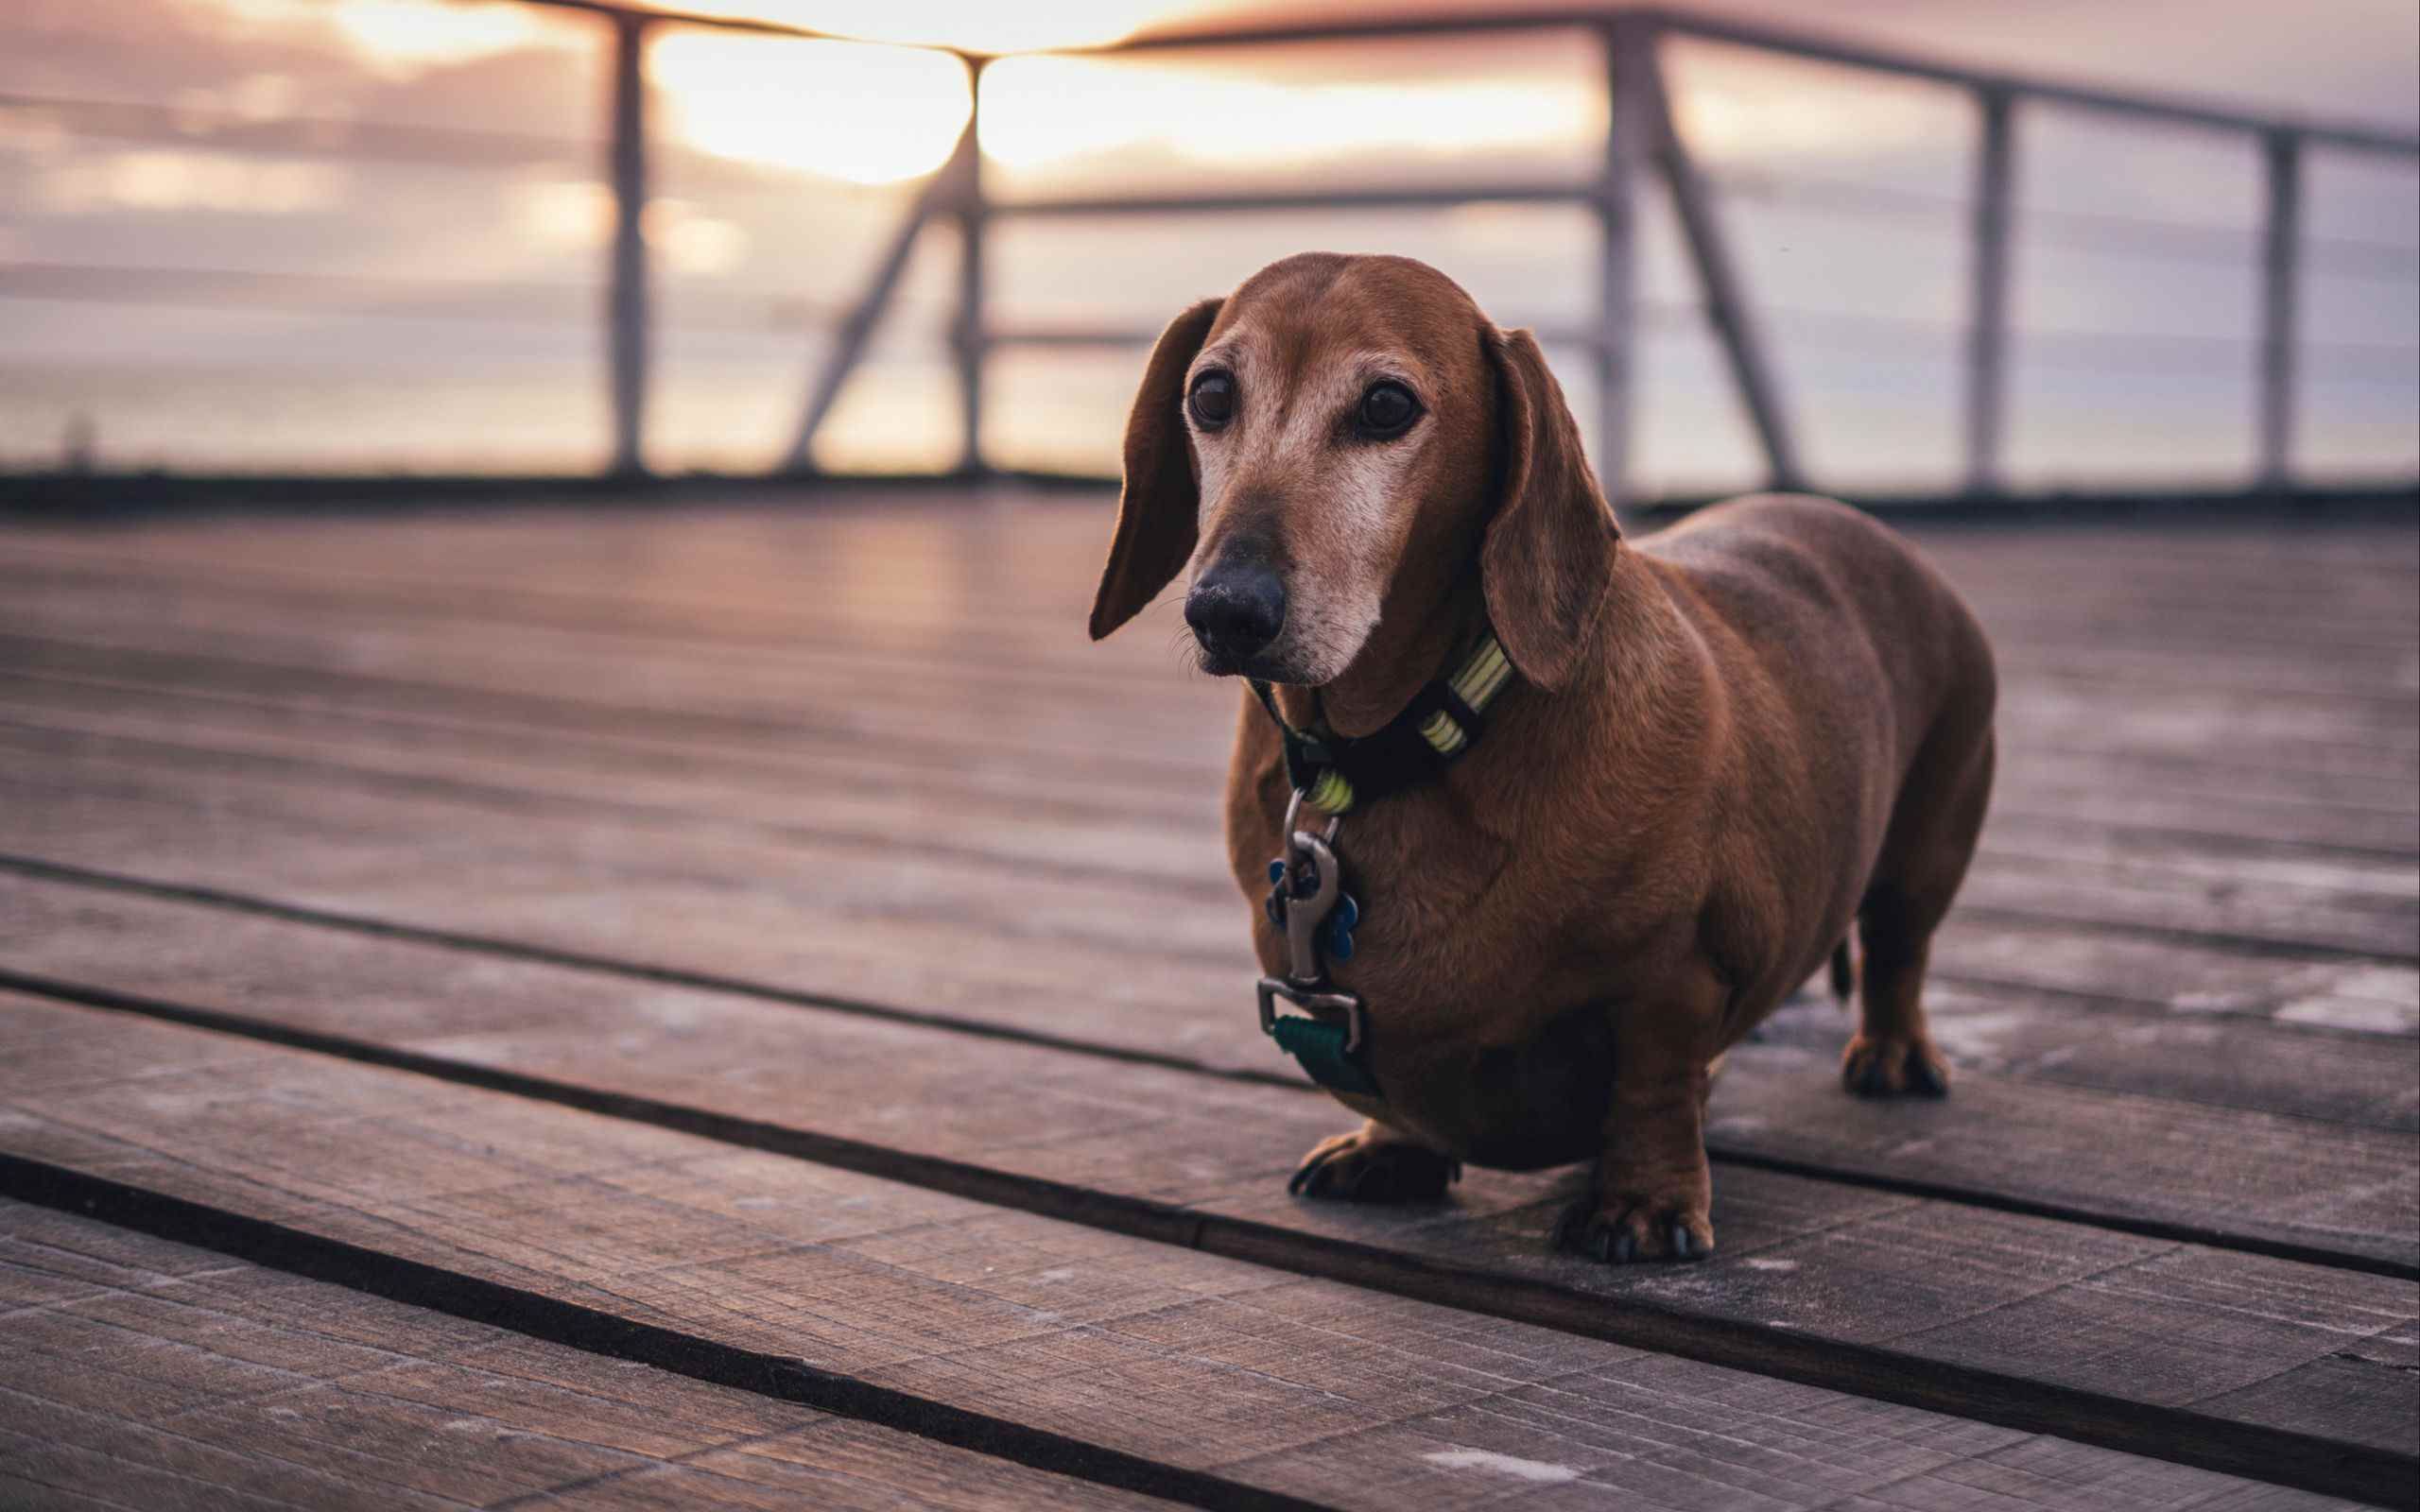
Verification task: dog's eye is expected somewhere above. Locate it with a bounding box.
[1356,381,1421,438]
[1188,371,1236,430]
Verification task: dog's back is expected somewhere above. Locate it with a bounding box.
[1641,493,1994,747]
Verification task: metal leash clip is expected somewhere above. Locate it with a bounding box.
[1257,788,1368,1053]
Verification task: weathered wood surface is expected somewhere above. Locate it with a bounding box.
[0,560,2410,838]
[0,657,2411,937]
[1,879,2414,1503]
[9,997,2368,1512]
[1,699,2409,1002]
[0,1198,1159,1511]
[1,750,2411,1273]
[1,497,2414,1507]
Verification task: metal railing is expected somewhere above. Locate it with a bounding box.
[13,2,2420,501]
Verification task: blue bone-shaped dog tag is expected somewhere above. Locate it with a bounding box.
[1322,890,1359,961]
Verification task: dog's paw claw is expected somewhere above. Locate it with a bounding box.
[1288,1128,1458,1205]
[1555,1196,1713,1264]
[1841,1034,1952,1099]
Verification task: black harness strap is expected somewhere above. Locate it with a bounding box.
[1248,631,1507,815]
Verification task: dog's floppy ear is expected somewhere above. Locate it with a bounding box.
[1089,297,1224,640]
[1479,326,1620,690]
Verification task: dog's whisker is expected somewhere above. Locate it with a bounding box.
[1166,623,1212,678]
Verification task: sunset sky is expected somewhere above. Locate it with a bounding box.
[3,0,2414,490]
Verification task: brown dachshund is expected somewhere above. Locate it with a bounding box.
[1089,252,1996,1263]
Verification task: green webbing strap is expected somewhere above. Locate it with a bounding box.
[1271,1016,1380,1097]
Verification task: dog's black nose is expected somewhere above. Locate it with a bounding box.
[1185,558,1286,662]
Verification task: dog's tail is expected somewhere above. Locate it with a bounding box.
[1828,939,1856,1006]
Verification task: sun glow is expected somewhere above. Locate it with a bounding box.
[979,55,1602,175]
[198,0,1955,193]
[323,0,544,63]
[655,1,1184,54]
[649,33,972,184]
[207,0,585,70]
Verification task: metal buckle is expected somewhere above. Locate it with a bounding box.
[1281,786,1341,849]
[1258,786,1365,1054]
[1257,976,1369,1055]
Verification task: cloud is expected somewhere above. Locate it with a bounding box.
[1,0,2411,480]
[38,148,345,215]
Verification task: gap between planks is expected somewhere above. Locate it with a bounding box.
[1,995,2410,1509]
[5,1150,2392,1511]
[4,852,2411,1278]
[0,1163,1322,1512]
[0,1199,1173,1512]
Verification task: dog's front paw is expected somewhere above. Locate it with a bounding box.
[1288,1125,1461,1204]
[1555,1192,1714,1264]
[1841,1033,1952,1098]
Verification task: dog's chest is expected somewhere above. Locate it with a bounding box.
[1238,801,1644,1165]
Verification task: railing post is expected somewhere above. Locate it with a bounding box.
[2257,129,2302,493]
[1640,33,1803,492]
[782,123,965,472]
[605,12,651,478]
[1597,16,1653,510]
[955,56,989,477]
[1963,86,2014,496]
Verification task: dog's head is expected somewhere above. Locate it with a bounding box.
[1088,252,1618,692]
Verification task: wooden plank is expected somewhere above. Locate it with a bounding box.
[19,496,2402,576]
[1706,1040,2420,1253]
[0,516,2411,726]
[1,1000,2376,1510]
[15,835,2410,1140]
[9,696,2410,1059]
[16,638,2404,1033]
[3,655,2411,867]
[2,701,2412,1067]
[14,503,2412,601]
[1749,988,2419,1130]
[0,1199,1157,1512]
[0,558,2381,705]
[2,706,2412,981]
[6,514,2413,661]
[1953,848,2416,964]
[1925,913,2418,1035]
[1,534,2408,865]
[2,562,2412,747]
[23,632,2416,828]
[2,766,2412,1270]
[4,563,2411,798]
[0,928,2412,1503]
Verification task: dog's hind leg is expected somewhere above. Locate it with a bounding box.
[1289,1121,1461,1203]
[1843,715,1995,1099]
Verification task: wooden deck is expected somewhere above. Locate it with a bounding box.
[0,490,2412,1510]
